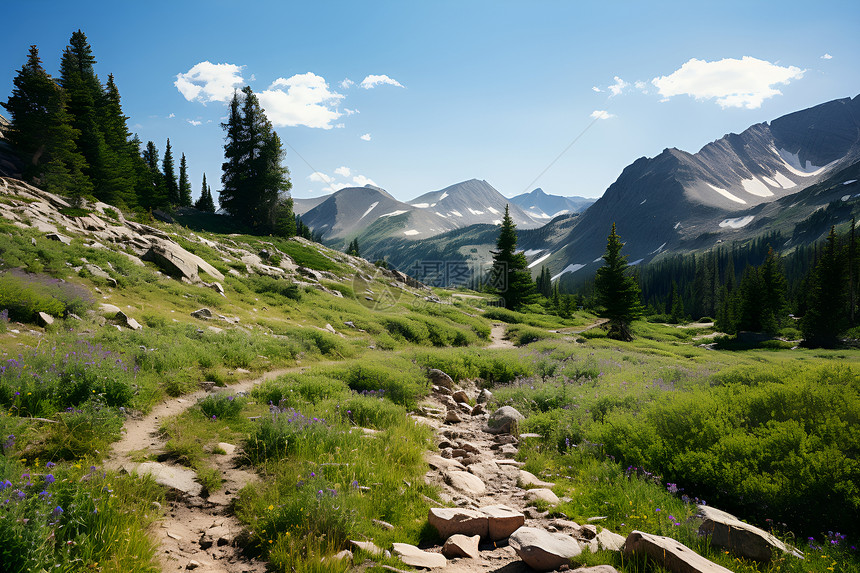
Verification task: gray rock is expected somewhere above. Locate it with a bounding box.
[191,308,213,320]
[45,232,70,245]
[445,410,463,423]
[442,534,481,559]
[583,528,626,553]
[525,488,559,505]
[572,567,620,573]
[470,403,486,416]
[98,303,122,315]
[36,312,54,327]
[444,470,486,496]
[452,390,469,404]
[477,388,492,404]
[622,530,733,573]
[428,369,454,389]
[392,543,447,568]
[350,540,384,556]
[519,470,556,488]
[509,526,582,571]
[132,462,202,496]
[481,504,525,541]
[428,507,489,539]
[115,311,142,330]
[486,406,524,434]
[698,505,803,561]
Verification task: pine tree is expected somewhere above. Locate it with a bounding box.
[220,86,291,230]
[802,227,847,347]
[162,138,178,205]
[178,153,192,207]
[346,238,360,257]
[594,223,643,340]
[273,197,296,236]
[536,266,552,298]
[98,73,137,207]
[140,140,167,210]
[489,205,538,310]
[60,30,112,202]
[194,173,216,212]
[2,45,91,198]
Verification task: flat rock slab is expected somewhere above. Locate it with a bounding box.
[350,540,385,556]
[392,543,447,568]
[584,528,626,552]
[698,505,802,561]
[442,534,481,559]
[429,508,489,539]
[444,470,486,496]
[519,470,556,488]
[427,454,466,472]
[525,488,559,505]
[623,530,733,573]
[572,567,620,573]
[132,462,202,496]
[481,504,525,541]
[509,526,582,572]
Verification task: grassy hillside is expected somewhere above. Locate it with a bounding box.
[0,180,858,572]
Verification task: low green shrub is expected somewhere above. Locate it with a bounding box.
[0,270,92,322]
[198,393,246,420]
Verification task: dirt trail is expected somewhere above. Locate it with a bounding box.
[107,366,306,573]
[487,323,515,349]
[400,380,596,573]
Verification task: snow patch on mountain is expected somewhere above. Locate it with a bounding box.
[741,177,774,197]
[360,201,379,219]
[844,180,858,185]
[380,210,408,217]
[650,242,667,255]
[488,206,500,215]
[773,172,796,189]
[552,263,585,281]
[719,215,755,229]
[468,208,485,215]
[527,253,552,269]
[413,203,430,208]
[450,210,463,217]
[403,229,420,236]
[707,183,747,204]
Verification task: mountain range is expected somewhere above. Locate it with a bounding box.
[342,95,860,286]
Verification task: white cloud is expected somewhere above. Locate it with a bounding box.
[821,53,833,60]
[340,78,355,89]
[360,133,371,141]
[258,73,344,129]
[360,74,404,89]
[334,166,351,177]
[175,61,245,104]
[609,76,629,96]
[168,113,176,119]
[187,119,202,126]
[592,86,602,93]
[651,56,805,109]
[308,171,335,184]
[330,182,351,191]
[590,110,615,120]
[343,108,359,116]
[353,175,377,186]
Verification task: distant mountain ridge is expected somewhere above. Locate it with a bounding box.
[300,179,543,242]
[353,95,860,286]
[509,188,594,220]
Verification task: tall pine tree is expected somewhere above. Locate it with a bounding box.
[60,30,112,202]
[2,45,91,198]
[140,140,167,210]
[162,138,178,206]
[489,205,537,310]
[594,223,643,340]
[802,227,847,347]
[220,86,291,230]
[194,173,216,212]
[178,152,192,206]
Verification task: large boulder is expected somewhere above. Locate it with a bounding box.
[428,508,489,539]
[486,406,524,434]
[392,543,447,568]
[509,526,582,572]
[622,530,733,573]
[429,369,454,390]
[480,504,525,541]
[519,470,556,488]
[698,505,803,561]
[444,470,486,496]
[141,236,224,282]
[525,488,559,505]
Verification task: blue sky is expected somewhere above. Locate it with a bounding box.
[2,0,858,203]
